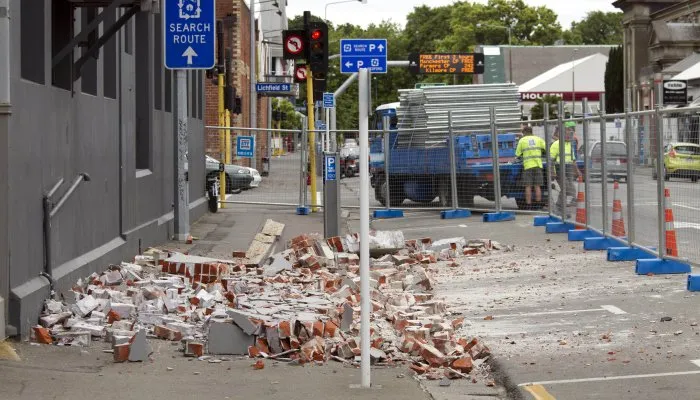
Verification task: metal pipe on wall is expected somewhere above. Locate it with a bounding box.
[250,0,257,169]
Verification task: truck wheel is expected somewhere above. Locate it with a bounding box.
[387,180,405,207]
[438,178,452,208]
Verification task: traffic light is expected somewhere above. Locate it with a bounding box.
[305,22,329,79]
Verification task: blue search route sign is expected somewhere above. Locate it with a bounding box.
[164,0,216,70]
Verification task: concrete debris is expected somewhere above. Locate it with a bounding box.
[35,222,505,381]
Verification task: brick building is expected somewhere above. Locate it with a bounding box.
[204,0,270,169]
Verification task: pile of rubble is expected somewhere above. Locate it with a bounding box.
[32,220,506,381]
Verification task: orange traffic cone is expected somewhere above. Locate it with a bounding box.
[664,188,679,257]
[611,181,626,237]
[575,176,586,226]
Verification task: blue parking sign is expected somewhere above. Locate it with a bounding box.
[237,135,255,158]
[325,155,337,181]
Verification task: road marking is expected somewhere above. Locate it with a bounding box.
[600,305,627,315]
[674,203,700,212]
[691,359,700,368]
[486,305,625,319]
[524,384,556,400]
[459,224,468,228]
[399,225,469,232]
[674,222,700,230]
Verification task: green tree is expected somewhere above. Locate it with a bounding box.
[604,46,624,113]
[530,95,564,120]
[272,98,302,130]
[563,11,623,45]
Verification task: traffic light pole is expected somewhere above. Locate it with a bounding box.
[306,67,319,212]
[218,73,227,207]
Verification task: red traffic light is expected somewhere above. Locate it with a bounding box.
[310,29,323,41]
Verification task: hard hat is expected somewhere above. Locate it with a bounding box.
[564,121,576,128]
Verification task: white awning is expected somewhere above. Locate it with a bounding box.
[519,53,609,94]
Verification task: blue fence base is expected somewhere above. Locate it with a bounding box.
[545,222,577,233]
[296,206,311,215]
[441,209,472,219]
[607,247,657,262]
[688,275,700,291]
[568,229,602,241]
[636,258,691,275]
[483,212,516,223]
[373,209,404,219]
[583,236,627,251]
[534,215,561,227]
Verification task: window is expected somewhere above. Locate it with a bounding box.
[20,0,45,84]
[52,0,72,90]
[103,7,117,99]
[164,68,172,112]
[134,12,152,170]
[674,145,700,156]
[153,15,162,110]
[80,8,98,96]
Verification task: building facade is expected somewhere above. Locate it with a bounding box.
[1,1,207,338]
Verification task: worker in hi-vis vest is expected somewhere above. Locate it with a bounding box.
[550,121,582,209]
[515,126,546,209]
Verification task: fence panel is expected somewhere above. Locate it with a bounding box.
[205,126,304,207]
[659,108,700,265]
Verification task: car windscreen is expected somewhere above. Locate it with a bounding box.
[591,143,626,157]
[674,145,700,156]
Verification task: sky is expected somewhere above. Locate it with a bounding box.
[284,0,619,29]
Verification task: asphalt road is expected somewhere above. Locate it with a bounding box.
[348,211,700,400]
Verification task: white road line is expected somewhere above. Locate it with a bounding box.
[674,222,700,230]
[520,360,700,386]
[674,203,700,212]
[459,224,468,228]
[600,305,627,315]
[399,225,468,232]
[486,305,626,319]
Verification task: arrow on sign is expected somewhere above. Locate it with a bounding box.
[182,46,198,65]
[378,44,385,52]
[345,61,354,69]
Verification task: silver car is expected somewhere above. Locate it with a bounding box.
[588,141,628,181]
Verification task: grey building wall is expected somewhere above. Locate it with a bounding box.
[5,1,207,337]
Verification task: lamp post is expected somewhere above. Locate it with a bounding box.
[325,0,367,21]
[476,23,513,84]
[572,48,578,116]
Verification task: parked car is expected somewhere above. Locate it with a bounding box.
[240,166,262,189]
[205,155,253,193]
[588,141,628,181]
[653,142,700,182]
[340,154,359,178]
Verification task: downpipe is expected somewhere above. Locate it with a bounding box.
[41,173,91,297]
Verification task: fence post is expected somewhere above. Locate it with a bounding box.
[448,111,459,210]
[297,121,310,215]
[557,102,566,218]
[384,115,391,210]
[544,104,553,216]
[625,98,635,246]
[655,106,666,259]
[490,106,502,213]
[582,98,591,228]
[600,96,608,235]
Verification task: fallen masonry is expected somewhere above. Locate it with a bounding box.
[32,221,504,383]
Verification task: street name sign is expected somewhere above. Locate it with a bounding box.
[340,38,387,74]
[164,0,216,69]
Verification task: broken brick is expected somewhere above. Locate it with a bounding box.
[113,344,130,362]
[312,320,324,337]
[278,321,291,338]
[185,341,204,357]
[32,326,53,344]
[452,356,473,373]
[248,346,261,358]
[154,325,182,341]
[253,360,265,370]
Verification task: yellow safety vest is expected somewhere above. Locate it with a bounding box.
[515,135,546,170]
[550,140,575,164]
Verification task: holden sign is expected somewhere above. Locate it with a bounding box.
[663,80,688,105]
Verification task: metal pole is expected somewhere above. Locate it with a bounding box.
[490,107,502,212]
[558,102,566,218]
[544,104,553,216]
[299,121,308,208]
[625,90,635,245]
[326,108,330,152]
[250,0,257,169]
[383,115,390,210]
[582,98,590,228]
[656,106,666,258]
[218,73,227,207]
[174,70,190,241]
[448,111,459,209]
[600,96,608,234]
[508,27,513,84]
[0,0,8,105]
[330,108,337,152]
[358,68,371,389]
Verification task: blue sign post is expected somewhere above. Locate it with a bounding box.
[323,93,335,109]
[325,154,337,181]
[164,0,216,69]
[340,39,388,74]
[237,136,255,158]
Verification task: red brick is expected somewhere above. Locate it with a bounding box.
[278,321,291,338]
[323,321,338,338]
[113,344,130,362]
[257,338,270,354]
[32,326,52,344]
[186,342,204,357]
[312,320,324,337]
[154,325,182,341]
[452,356,473,372]
[248,346,261,358]
[409,364,428,374]
[107,310,121,324]
[232,251,247,258]
[419,343,446,367]
[253,360,265,370]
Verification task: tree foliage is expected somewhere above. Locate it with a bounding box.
[604,46,624,113]
[286,2,618,129]
[530,95,564,120]
[562,11,623,45]
[272,98,302,130]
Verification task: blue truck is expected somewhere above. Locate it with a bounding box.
[369,103,585,210]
